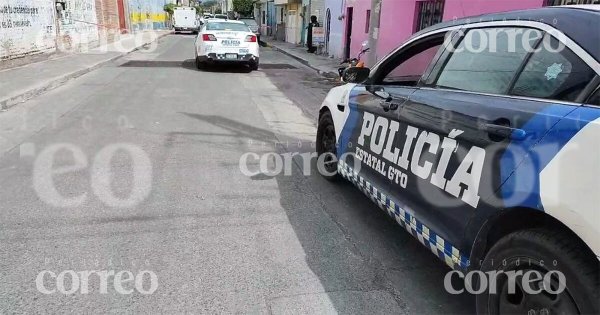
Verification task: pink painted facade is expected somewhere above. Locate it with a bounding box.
[343,0,545,65]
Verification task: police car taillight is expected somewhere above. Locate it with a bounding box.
[245,35,257,42]
[202,34,217,41]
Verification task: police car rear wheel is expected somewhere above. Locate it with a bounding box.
[195,57,205,70]
[476,228,599,315]
[316,111,340,181]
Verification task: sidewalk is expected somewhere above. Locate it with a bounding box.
[262,39,341,78]
[0,30,172,110]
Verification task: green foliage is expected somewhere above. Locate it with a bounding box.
[163,3,177,15]
[232,0,255,16]
[202,0,217,7]
[214,8,222,14]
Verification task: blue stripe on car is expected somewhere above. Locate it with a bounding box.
[500,104,600,210]
[337,87,361,158]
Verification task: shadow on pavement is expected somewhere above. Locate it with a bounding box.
[119,59,252,74]
[178,112,475,313]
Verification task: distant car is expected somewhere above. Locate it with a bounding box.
[172,7,199,34]
[318,5,600,314]
[239,17,260,43]
[214,14,228,20]
[203,13,214,19]
[194,20,260,71]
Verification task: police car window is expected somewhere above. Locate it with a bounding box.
[435,27,542,94]
[381,44,442,85]
[587,87,600,106]
[510,35,596,102]
[207,22,250,31]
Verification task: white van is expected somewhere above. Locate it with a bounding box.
[173,7,199,33]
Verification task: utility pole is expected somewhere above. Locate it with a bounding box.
[366,0,381,67]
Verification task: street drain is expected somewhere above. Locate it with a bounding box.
[260,63,297,69]
[120,60,190,68]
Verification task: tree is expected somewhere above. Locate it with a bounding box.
[163,3,177,15]
[202,0,217,9]
[232,0,255,16]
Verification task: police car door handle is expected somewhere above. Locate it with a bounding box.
[380,100,401,111]
[483,123,527,141]
[379,96,407,111]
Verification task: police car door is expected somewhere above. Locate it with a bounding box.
[338,33,451,215]
[393,26,592,253]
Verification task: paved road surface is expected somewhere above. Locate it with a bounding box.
[0,35,473,313]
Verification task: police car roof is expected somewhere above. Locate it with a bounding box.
[412,5,600,62]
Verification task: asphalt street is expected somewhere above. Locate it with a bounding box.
[0,35,473,313]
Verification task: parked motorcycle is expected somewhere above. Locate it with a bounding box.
[338,41,370,80]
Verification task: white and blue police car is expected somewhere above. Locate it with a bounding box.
[317,5,600,314]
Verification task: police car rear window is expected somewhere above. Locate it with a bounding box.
[207,22,249,32]
[435,27,541,95]
[511,35,596,103]
[587,87,600,106]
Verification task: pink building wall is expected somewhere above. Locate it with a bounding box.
[443,0,545,21]
[345,0,545,66]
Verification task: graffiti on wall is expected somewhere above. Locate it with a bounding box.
[59,0,99,48]
[129,0,167,31]
[0,0,56,59]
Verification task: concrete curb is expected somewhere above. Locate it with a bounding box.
[267,43,339,79]
[0,32,172,111]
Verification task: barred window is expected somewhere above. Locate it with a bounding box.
[416,0,445,32]
[545,0,600,6]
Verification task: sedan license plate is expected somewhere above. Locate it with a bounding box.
[221,40,240,46]
[239,49,249,54]
[225,53,238,59]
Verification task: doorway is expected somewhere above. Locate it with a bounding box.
[344,7,353,59]
[325,8,331,55]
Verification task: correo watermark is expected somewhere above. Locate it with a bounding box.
[36,269,158,295]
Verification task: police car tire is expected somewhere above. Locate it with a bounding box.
[195,57,205,70]
[316,111,340,181]
[476,228,600,315]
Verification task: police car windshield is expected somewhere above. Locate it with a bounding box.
[206,22,249,32]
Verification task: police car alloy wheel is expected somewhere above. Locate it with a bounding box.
[476,228,600,315]
[316,111,340,181]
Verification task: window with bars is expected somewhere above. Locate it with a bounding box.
[545,0,600,5]
[416,0,445,32]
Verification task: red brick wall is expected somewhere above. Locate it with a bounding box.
[95,0,122,43]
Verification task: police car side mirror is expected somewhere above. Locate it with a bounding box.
[342,67,370,83]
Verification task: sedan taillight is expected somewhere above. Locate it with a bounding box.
[202,34,217,41]
[245,35,257,42]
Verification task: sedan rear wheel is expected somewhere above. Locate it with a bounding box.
[477,228,599,315]
[195,57,205,70]
[249,62,259,71]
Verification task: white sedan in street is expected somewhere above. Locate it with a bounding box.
[194,19,260,71]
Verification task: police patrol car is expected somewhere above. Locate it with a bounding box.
[194,19,260,71]
[316,5,600,314]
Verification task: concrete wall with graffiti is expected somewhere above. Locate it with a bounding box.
[0,0,57,59]
[58,0,99,49]
[128,0,168,31]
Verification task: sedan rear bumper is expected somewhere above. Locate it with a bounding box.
[198,53,259,64]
